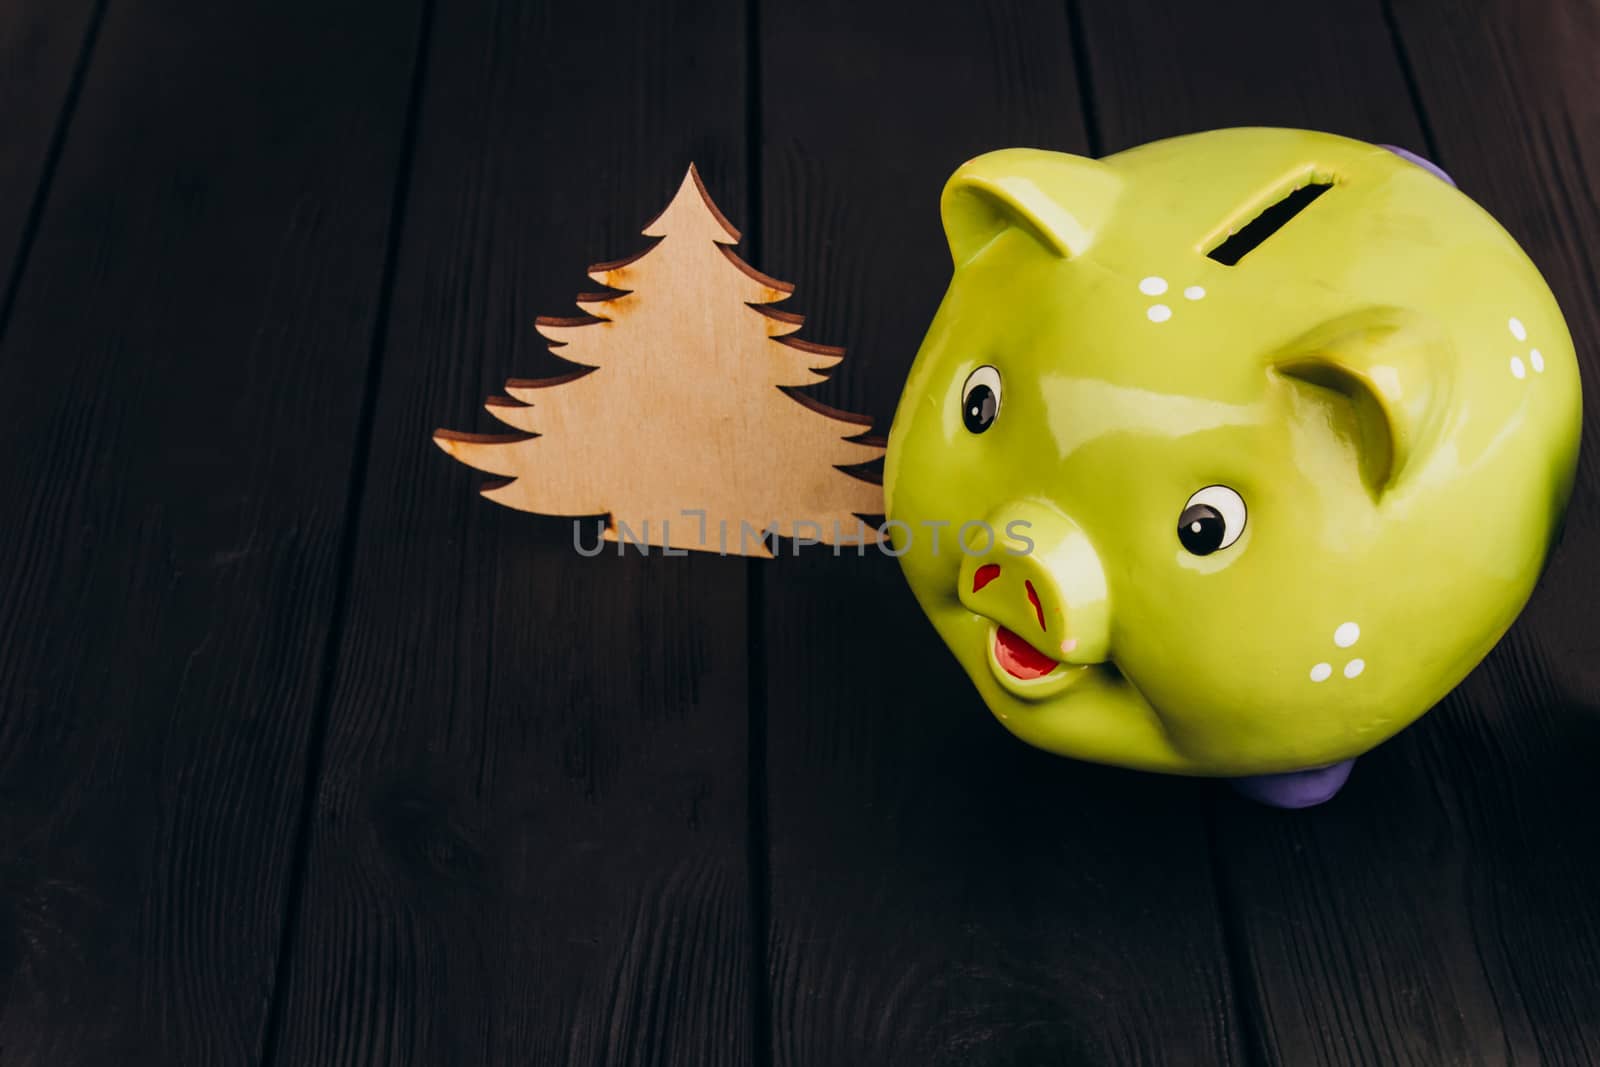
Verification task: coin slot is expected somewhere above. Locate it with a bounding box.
[1207,181,1333,265]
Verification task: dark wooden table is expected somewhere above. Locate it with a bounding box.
[2,0,1597,1063]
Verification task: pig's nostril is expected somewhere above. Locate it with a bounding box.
[1025,580,1047,632]
[972,563,1001,592]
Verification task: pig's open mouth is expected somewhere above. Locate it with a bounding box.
[982,622,1089,700]
[993,626,1060,679]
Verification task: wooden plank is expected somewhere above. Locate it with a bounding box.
[262,2,756,1064]
[1074,0,1600,1062]
[0,0,100,314]
[1074,0,1428,153]
[756,3,1244,1063]
[0,2,424,1064]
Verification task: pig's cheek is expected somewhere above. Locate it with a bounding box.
[882,491,966,606]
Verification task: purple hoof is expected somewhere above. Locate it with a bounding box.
[1379,144,1457,187]
[1229,759,1356,809]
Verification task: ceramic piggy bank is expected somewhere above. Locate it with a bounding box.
[883,128,1581,807]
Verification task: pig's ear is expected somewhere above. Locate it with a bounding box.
[1274,308,1450,498]
[941,149,1122,267]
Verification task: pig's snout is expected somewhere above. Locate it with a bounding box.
[957,500,1110,667]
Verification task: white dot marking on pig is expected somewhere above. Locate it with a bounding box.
[1139,276,1168,295]
[1310,662,1333,682]
[1510,356,1527,379]
[1344,659,1366,679]
[1530,348,1545,372]
[1184,285,1206,300]
[1333,621,1360,648]
[1147,304,1172,323]
[1509,316,1527,341]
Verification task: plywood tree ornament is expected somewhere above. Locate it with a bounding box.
[434,165,884,557]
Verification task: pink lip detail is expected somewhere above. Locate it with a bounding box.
[994,626,1059,680]
[972,563,1001,593]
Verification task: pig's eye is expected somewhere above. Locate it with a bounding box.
[961,365,1002,434]
[1177,485,1247,555]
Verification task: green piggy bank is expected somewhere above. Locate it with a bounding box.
[883,128,1581,807]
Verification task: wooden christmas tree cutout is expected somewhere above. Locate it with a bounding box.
[433,165,884,557]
